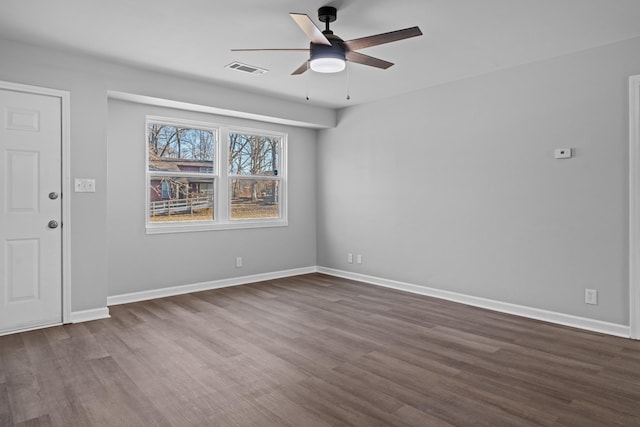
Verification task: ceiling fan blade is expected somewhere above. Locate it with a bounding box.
[231,48,310,52]
[290,13,331,45]
[345,26,422,51]
[291,61,309,75]
[346,51,394,69]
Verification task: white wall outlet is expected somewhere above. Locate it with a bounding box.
[356,254,363,264]
[347,253,353,264]
[554,148,573,159]
[585,289,598,305]
[74,178,96,192]
[235,256,243,268]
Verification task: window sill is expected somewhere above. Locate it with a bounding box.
[145,219,288,234]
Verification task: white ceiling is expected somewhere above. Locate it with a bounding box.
[1,0,640,109]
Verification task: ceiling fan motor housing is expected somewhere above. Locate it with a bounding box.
[311,34,345,60]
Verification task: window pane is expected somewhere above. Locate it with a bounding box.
[228,133,280,176]
[230,179,279,219]
[149,176,214,222]
[148,123,215,172]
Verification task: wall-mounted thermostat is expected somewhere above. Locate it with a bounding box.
[554,148,572,159]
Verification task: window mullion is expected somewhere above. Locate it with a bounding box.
[228,175,281,181]
[218,126,230,222]
[148,171,216,179]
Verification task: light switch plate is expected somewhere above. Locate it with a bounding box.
[74,178,96,193]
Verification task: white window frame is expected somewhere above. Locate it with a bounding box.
[145,116,288,234]
[226,127,287,225]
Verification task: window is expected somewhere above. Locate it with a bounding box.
[146,116,287,233]
[228,131,282,220]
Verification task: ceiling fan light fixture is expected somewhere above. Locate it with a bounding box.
[310,56,345,73]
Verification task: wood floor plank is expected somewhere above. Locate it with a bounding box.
[31,359,93,427]
[204,398,290,427]
[82,355,170,426]
[5,370,48,424]
[109,351,219,425]
[1,273,639,426]
[277,380,397,427]
[14,413,53,427]
[392,404,456,427]
[0,380,15,426]
[253,390,334,427]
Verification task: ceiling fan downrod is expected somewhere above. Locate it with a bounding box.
[318,6,337,34]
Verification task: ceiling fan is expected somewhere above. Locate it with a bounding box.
[231,6,423,75]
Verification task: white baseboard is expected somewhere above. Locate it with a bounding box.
[107,266,318,306]
[0,321,63,337]
[70,307,111,323]
[317,267,631,339]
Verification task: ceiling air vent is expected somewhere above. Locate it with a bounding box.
[225,61,268,75]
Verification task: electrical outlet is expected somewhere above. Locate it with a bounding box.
[356,254,363,264]
[585,289,597,305]
[235,257,243,268]
[347,253,353,264]
[554,148,573,159]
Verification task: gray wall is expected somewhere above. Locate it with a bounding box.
[107,100,317,296]
[317,37,640,325]
[0,39,330,312]
[2,33,639,326]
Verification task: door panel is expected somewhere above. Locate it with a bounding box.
[0,89,62,334]
[7,150,40,212]
[6,239,40,302]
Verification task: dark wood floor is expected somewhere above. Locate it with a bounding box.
[1,273,639,426]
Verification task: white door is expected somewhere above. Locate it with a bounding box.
[0,88,62,334]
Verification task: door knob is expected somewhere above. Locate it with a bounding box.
[48,220,59,229]
[48,192,59,200]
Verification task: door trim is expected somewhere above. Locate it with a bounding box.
[629,75,640,339]
[0,80,71,325]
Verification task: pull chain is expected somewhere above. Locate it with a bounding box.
[346,62,351,101]
[306,61,310,101]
